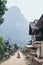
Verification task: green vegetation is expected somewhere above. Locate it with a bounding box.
[14,44,19,52]
[0,35,7,52]
[0,35,4,60]
[0,35,3,42]
[0,0,7,25]
[0,0,7,60]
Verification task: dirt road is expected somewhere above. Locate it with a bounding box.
[0,51,27,65]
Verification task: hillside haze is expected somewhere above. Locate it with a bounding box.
[0,6,31,46]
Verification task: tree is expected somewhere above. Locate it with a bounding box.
[0,35,3,43]
[0,0,7,25]
[0,0,7,52]
[14,44,19,52]
[0,35,3,52]
[0,0,7,60]
[0,35,3,60]
[14,44,18,49]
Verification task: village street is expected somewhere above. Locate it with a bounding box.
[0,51,27,65]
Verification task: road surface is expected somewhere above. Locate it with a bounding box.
[0,51,27,65]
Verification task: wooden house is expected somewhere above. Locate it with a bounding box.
[29,14,43,65]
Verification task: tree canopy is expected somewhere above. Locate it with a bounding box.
[0,0,7,25]
[14,44,19,50]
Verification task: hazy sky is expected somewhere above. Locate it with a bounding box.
[7,0,43,22]
[0,0,43,46]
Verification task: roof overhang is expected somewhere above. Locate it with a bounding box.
[26,45,33,48]
[36,14,43,28]
[32,41,41,44]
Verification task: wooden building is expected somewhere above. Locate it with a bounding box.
[29,14,43,65]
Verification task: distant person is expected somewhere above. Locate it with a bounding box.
[17,51,20,58]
